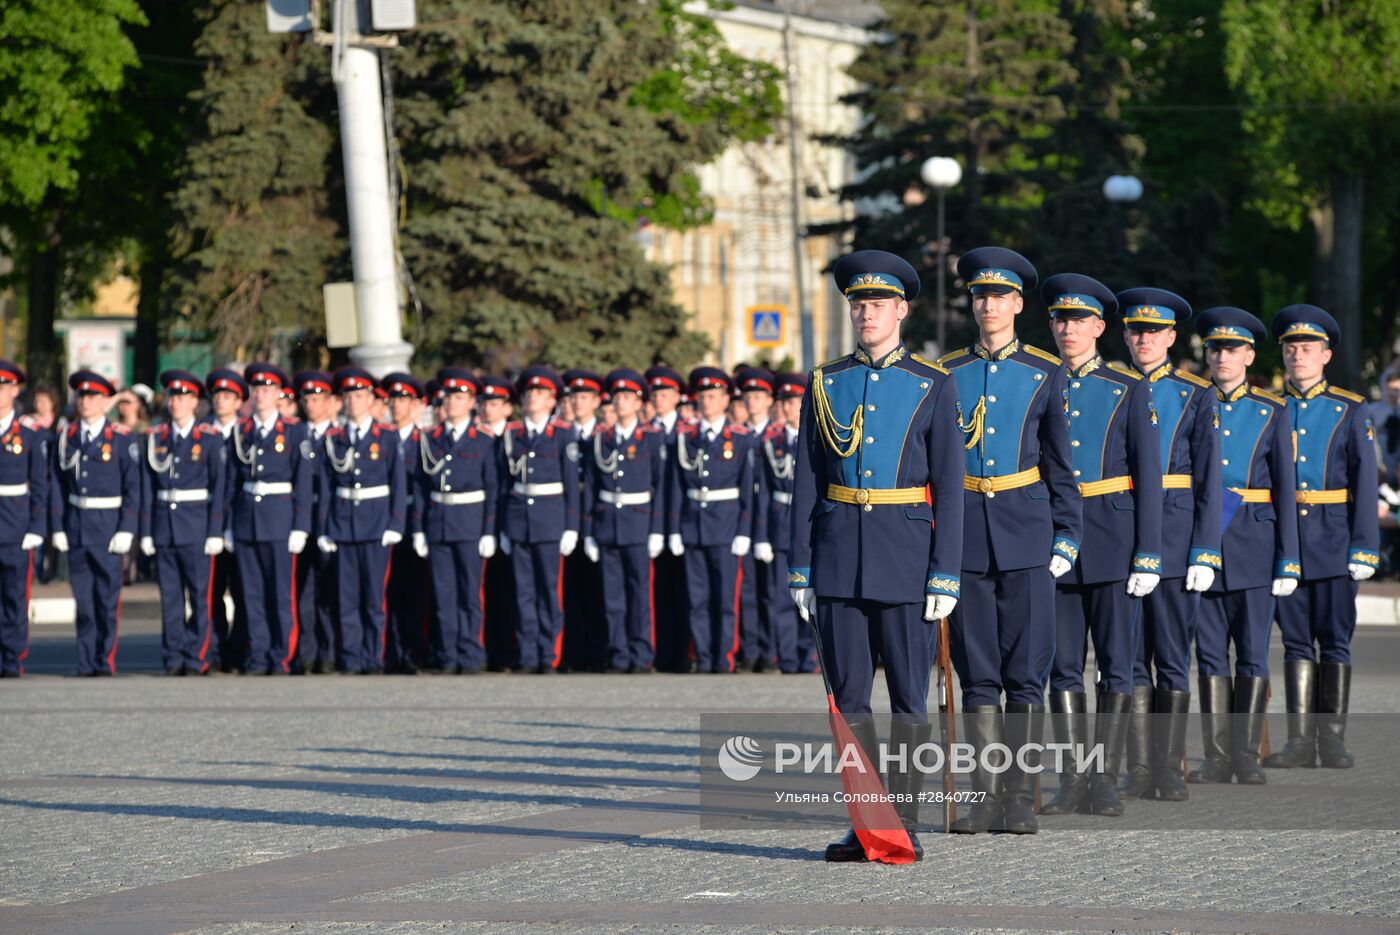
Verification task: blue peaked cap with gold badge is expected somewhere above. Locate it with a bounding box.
[1272,304,1339,346]
[1195,307,1264,347]
[832,250,921,301]
[1040,273,1117,320]
[1115,287,1192,329]
[957,246,1037,296]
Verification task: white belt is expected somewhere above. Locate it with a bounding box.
[156,489,208,503]
[687,487,739,503]
[599,490,652,506]
[430,489,486,505]
[772,491,793,505]
[243,481,292,496]
[512,482,564,497]
[68,494,121,510]
[335,485,390,501]
[0,483,28,497]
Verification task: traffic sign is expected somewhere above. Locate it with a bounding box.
[747,305,785,347]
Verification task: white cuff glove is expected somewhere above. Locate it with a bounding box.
[108,531,133,555]
[753,541,774,564]
[560,530,578,557]
[20,533,43,551]
[413,532,429,558]
[647,533,664,559]
[790,586,816,623]
[223,530,234,554]
[1349,562,1376,582]
[316,535,337,554]
[1126,572,1161,598]
[51,531,69,553]
[499,533,513,555]
[1049,555,1072,579]
[1271,577,1298,598]
[583,536,600,563]
[478,534,496,559]
[668,533,685,556]
[204,536,224,556]
[1184,564,1216,592]
[731,535,751,557]
[381,529,403,548]
[924,594,957,621]
[140,536,156,557]
[288,530,308,555]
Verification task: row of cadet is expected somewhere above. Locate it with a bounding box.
[0,358,817,679]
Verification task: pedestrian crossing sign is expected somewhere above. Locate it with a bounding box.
[747,306,785,347]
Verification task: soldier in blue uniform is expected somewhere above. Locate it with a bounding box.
[383,372,428,674]
[477,375,518,672]
[1265,305,1379,769]
[49,371,140,676]
[417,368,499,674]
[0,361,49,677]
[757,373,807,673]
[315,367,407,675]
[735,367,779,672]
[1188,308,1300,784]
[936,247,1081,834]
[204,368,249,673]
[561,369,606,672]
[645,365,691,673]
[1116,288,1222,801]
[499,366,580,673]
[1036,274,1163,818]
[788,250,964,860]
[226,363,313,675]
[138,371,227,675]
[292,370,339,673]
[669,367,756,674]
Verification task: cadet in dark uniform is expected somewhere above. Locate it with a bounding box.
[499,366,580,673]
[0,361,49,677]
[1037,274,1163,818]
[788,250,964,860]
[417,368,499,674]
[1188,308,1299,784]
[204,368,249,673]
[937,248,1081,834]
[1116,288,1223,801]
[645,365,691,672]
[227,363,312,675]
[292,370,339,673]
[669,367,756,674]
[478,375,518,672]
[138,371,227,675]
[735,367,778,672]
[560,369,605,671]
[49,371,140,676]
[757,373,807,673]
[1266,305,1379,769]
[581,369,666,672]
[383,372,428,674]
[315,367,406,675]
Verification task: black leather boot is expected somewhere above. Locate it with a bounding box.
[1263,659,1317,768]
[1151,688,1191,801]
[887,717,932,860]
[1231,676,1268,785]
[1316,662,1355,769]
[1188,675,1234,783]
[1119,683,1155,798]
[949,706,1004,833]
[825,716,883,861]
[1001,702,1043,834]
[1088,690,1131,816]
[1039,691,1090,816]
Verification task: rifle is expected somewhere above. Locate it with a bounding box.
[936,616,958,829]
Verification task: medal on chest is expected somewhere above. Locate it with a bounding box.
[722,440,734,460]
[626,444,637,461]
[191,443,202,462]
[370,442,380,461]
[274,434,285,453]
[101,443,112,462]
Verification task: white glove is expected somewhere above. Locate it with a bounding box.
[108,531,133,555]
[381,529,403,548]
[668,533,685,556]
[731,535,751,557]
[560,529,578,557]
[1049,555,1072,579]
[647,533,664,559]
[51,531,69,553]
[1349,562,1376,582]
[413,532,429,558]
[288,530,308,554]
[140,536,156,557]
[583,536,600,563]
[1126,572,1161,598]
[223,529,234,554]
[499,533,513,555]
[1184,564,1216,592]
[203,536,224,556]
[924,594,957,621]
[316,535,337,554]
[1271,577,1298,598]
[753,541,775,564]
[790,587,816,623]
[20,533,42,551]
[477,534,495,558]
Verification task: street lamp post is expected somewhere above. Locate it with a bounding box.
[1102,174,1143,267]
[921,157,963,355]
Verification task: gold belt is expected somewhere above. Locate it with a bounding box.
[826,483,927,506]
[1078,475,1132,497]
[1296,489,1350,505]
[1229,487,1272,504]
[963,466,1041,495]
[1161,474,1192,489]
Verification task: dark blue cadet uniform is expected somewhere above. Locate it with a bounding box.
[203,368,249,672]
[382,372,430,674]
[0,361,48,677]
[291,370,339,673]
[757,376,808,672]
[645,365,691,673]
[560,369,606,671]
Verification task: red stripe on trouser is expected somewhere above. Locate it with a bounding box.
[478,557,488,649]
[283,553,300,672]
[19,551,33,668]
[108,583,122,675]
[551,554,564,668]
[197,556,214,671]
[726,557,743,672]
[380,548,393,664]
[648,559,656,653]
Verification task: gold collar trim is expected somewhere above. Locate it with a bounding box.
[1070,356,1103,378]
[972,338,1020,362]
[1286,380,1328,400]
[1144,361,1174,383]
[854,345,907,369]
[1215,382,1249,403]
